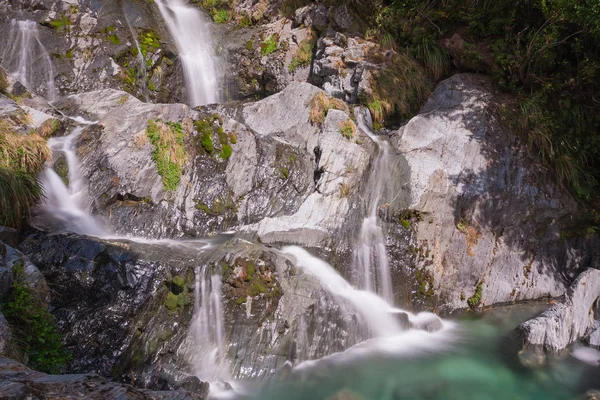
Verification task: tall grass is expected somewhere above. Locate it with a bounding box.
[367,52,431,123]
[0,131,50,228]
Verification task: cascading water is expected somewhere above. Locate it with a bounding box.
[351,107,394,302]
[1,19,57,100]
[154,0,220,106]
[39,118,107,237]
[186,266,230,385]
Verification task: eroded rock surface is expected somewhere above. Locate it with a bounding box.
[392,73,598,312]
[519,268,600,351]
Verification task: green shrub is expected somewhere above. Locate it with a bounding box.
[1,265,70,373]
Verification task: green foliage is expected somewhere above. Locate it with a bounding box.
[102,26,120,45]
[261,35,278,56]
[279,166,289,179]
[139,30,160,58]
[415,268,435,297]
[212,9,229,23]
[219,143,232,159]
[246,40,253,51]
[1,265,70,373]
[146,120,187,191]
[165,292,190,312]
[48,14,71,31]
[400,219,411,229]
[467,283,483,309]
[195,196,237,216]
[194,114,235,160]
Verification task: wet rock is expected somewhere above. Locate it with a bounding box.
[391,73,599,311]
[0,226,19,248]
[410,313,443,332]
[0,356,204,399]
[588,322,600,348]
[0,312,12,356]
[519,268,600,352]
[0,241,47,302]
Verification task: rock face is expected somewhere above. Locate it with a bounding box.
[15,230,355,386]
[0,356,203,400]
[518,268,600,352]
[0,0,184,103]
[51,82,376,248]
[392,73,598,312]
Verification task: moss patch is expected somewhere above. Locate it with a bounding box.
[467,283,483,309]
[146,119,188,191]
[194,114,235,160]
[195,196,238,216]
[261,34,279,56]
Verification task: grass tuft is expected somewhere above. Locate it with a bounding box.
[309,92,349,125]
[338,119,356,139]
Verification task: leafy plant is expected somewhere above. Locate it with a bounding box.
[1,264,70,373]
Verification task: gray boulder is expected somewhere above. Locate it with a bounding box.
[519,268,600,352]
[391,73,598,311]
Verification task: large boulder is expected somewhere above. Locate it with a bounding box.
[50,83,376,248]
[391,73,599,311]
[518,268,600,352]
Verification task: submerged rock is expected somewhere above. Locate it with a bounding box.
[518,268,600,352]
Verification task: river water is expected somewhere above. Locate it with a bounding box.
[247,303,600,400]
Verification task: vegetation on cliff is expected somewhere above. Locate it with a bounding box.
[0,130,50,228]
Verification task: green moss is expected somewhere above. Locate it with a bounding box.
[0,68,8,95]
[212,9,229,23]
[245,262,256,281]
[65,49,74,59]
[195,196,238,216]
[165,291,190,312]
[194,115,234,158]
[246,40,253,51]
[48,15,71,31]
[400,219,411,229]
[261,35,278,56]
[415,268,434,297]
[139,30,160,58]
[250,279,267,296]
[279,166,289,179]
[219,143,232,159]
[0,264,70,373]
[236,296,247,305]
[146,120,187,191]
[467,283,483,309]
[171,275,186,289]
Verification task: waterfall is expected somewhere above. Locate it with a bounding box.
[39,118,107,237]
[351,108,394,302]
[154,0,220,107]
[1,19,57,100]
[186,266,230,384]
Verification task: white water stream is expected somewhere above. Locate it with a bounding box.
[187,266,230,387]
[1,19,57,100]
[155,0,220,106]
[39,118,107,237]
[352,108,394,302]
